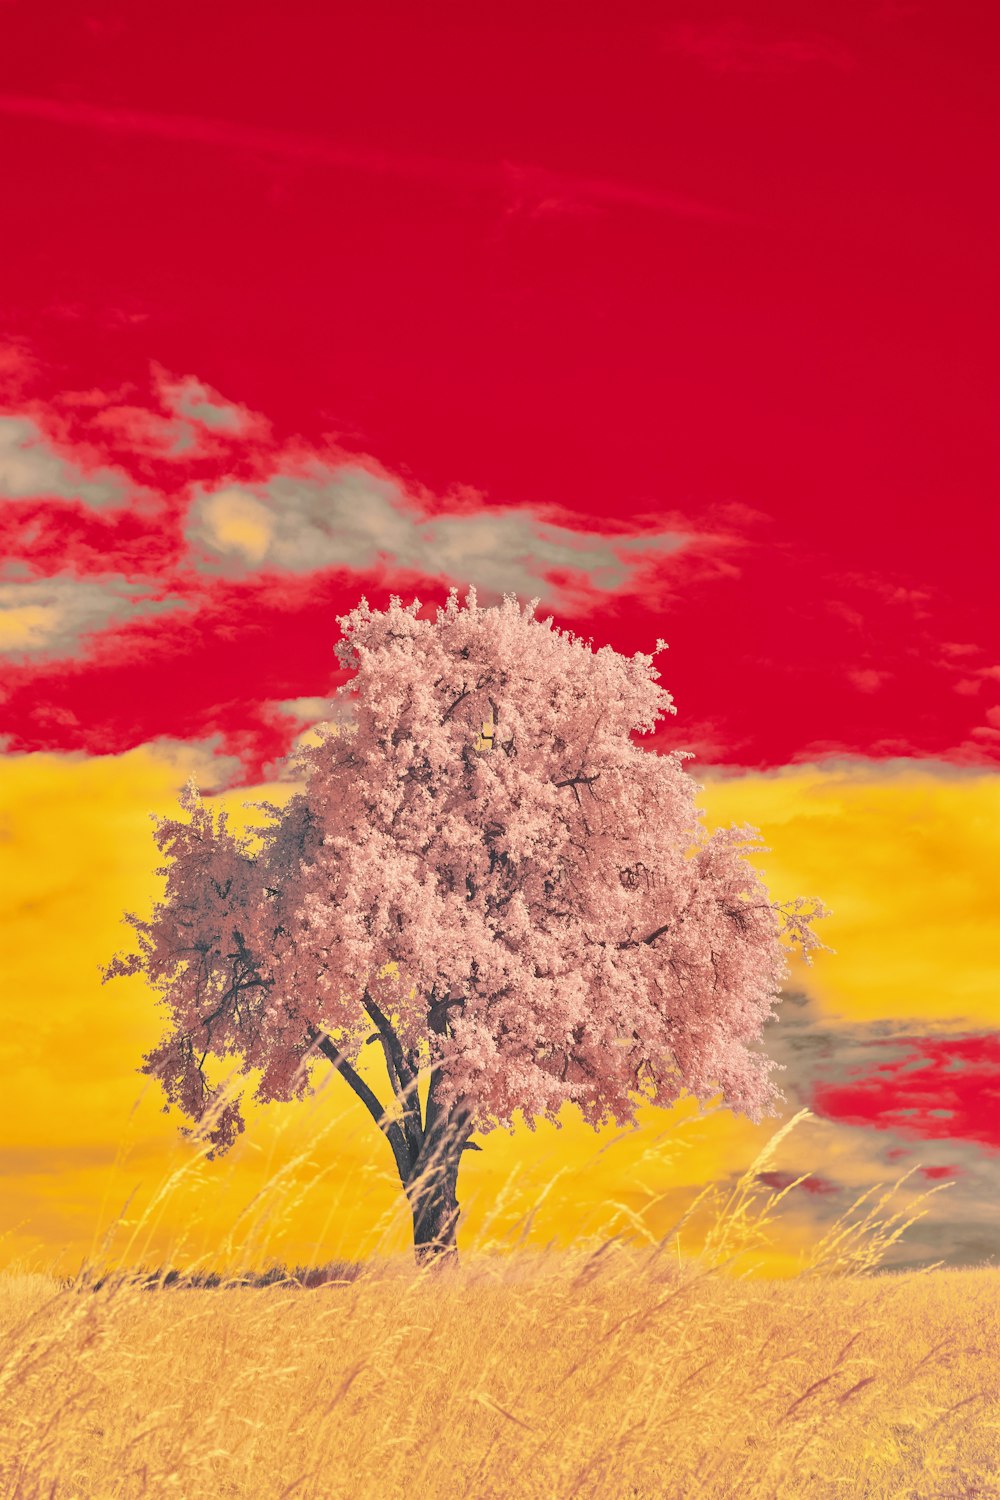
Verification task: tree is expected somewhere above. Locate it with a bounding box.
[101,587,829,1268]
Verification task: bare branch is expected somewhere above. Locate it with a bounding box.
[442,688,472,722]
[554,771,601,807]
[613,919,672,951]
[308,1027,416,1183]
[362,989,422,1158]
[427,994,465,1035]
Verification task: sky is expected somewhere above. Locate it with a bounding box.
[0,0,996,1278]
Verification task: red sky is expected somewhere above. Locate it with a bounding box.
[1,0,997,1271]
[1,0,996,781]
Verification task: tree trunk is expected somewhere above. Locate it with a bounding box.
[404,1067,471,1270]
[312,1013,473,1271]
[408,1153,462,1268]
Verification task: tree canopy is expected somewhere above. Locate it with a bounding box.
[102,587,829,1260]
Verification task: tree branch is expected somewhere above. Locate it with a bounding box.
[361,989,423,1159]
[362,990,414,1089]
[308,1027,415,1183]
[614,920,672,951]
[554,771,601,807]
[412,1064,474,1191]
[427,994,465,1036]
[442,688,472,722]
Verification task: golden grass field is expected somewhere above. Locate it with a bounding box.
[1,1113,997,1500]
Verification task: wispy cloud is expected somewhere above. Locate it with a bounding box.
[65,368,266,461]
[0,340,38,402]
[847,667,892,694]
[710,983,1000,1269]
[0,568,188,658]
[185,464,691,608]
[498,160,741,223]
[662,19,854,74]
[0,92,738,224]
[0,416,125,507]
[0,367,714,675]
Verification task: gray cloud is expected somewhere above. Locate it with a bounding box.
[151,371,259,456]
[699,757,993,784]
[273,695,358,731]
[139,735,247,796]
[883,1223,1000,1274]
[167,377,245,433]
[0,569,189,659]
[0,416,126,507]
[746,991,1000,1270]
[184,467,689,606]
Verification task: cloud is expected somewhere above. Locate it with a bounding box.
[0,366,703,660]
[159,374,248,435]
[0,416,125,507]
[128,734,247,796]
[274,696,342,722]
[941,642,980,660]
[684,984,1000,1269]
[498,160,744,225]
[0,569,188,658]
[811,1032,1000,1154]
[0,1143,117,1176]
[846,668,891,694]
[0,93,736,226]
[697,759,1000,1032]
[947,664,1000,699]
[662,19,854,74]
[57,366,265,462]
[0,747,995,1271]
[0,340,38,402]
[928,645,1000,760]
[184,465,690,607]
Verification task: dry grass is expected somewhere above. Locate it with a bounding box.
[1,1111,998,1499]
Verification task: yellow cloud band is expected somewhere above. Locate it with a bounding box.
[0,747,994,1277]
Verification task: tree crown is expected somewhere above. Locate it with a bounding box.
[103,587,829,1155]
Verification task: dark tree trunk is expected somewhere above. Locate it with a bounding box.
[319,1000,475,1271]
[408,1152,462,1268]
[403,1061,472,1270]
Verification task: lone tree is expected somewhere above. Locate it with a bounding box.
[102,588,828,1267]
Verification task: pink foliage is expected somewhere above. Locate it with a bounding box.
[102,588,830,1162]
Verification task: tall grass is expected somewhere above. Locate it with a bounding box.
[0,1108,997,1499]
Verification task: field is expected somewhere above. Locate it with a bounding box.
[1,1122,998,1500]
[0,1254,997,1499]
